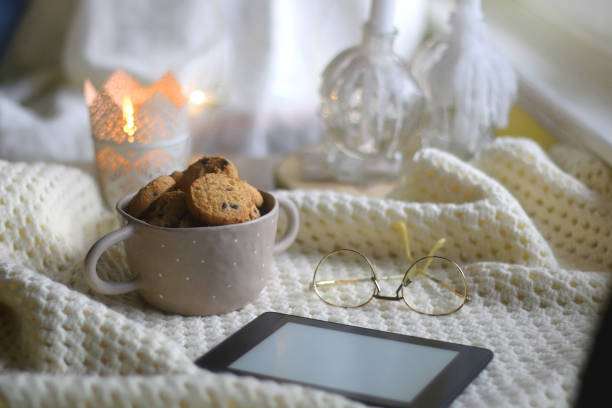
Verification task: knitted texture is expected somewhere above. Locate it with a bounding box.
[0,137,611,407]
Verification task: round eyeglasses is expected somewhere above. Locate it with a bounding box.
[312,249,469,316]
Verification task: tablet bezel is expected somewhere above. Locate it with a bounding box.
[195,312,493,408]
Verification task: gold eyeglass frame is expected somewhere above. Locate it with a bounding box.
[312,249,470,316]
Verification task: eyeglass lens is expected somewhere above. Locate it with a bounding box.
[402,257,467,315]
[313,249,375,307]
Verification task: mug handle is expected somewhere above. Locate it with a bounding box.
[274,196,300,254]
[84,225,141,295]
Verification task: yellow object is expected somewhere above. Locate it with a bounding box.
[495,105,557,150]
[427,238,446,258]
[395,221,448,281]
[395,220,446,262]
[395,221,414,263]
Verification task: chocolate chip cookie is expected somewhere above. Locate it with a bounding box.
[126,175,176,217]
[170,170,183,184]
[143,190,187,228]
[177,212,202,228]
[186,173,260,225]
[244,183,264,207]
[177,155,239,192]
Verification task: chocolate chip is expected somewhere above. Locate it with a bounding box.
[221,202,228,210]
[152,192,158,197]
[221,159,229,168]
[225,188,233,191]
[230,204,239,209]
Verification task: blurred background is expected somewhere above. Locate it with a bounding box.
[1,0,611,164]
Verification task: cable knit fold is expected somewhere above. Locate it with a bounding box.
[1,138,610,407]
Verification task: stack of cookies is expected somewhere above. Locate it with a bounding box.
[125,156,263,227]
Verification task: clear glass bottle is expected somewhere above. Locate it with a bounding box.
[319,23,424,184]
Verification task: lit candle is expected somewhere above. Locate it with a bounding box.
[187,88,220,119]
[122,97,137,143]
[190,90,206,105]
[85,70,191,206]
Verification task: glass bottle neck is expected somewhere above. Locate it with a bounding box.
[361,23,397,54]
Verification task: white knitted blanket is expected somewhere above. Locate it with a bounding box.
[0,137,610,407]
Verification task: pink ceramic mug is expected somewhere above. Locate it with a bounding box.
[84,191,299,315]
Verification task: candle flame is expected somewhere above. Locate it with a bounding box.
[122,97,137,143]
[189,89,207,106]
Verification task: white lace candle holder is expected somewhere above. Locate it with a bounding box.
[85,71,191,207]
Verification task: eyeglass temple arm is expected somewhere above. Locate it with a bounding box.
[412,272,471,301]
[400,236,469,299]
[396,221,445,283]
[396,221,415,263]
[310,276,374,289]
[405,257,470,301]
[311,274,398,289]
[311,273,470,301]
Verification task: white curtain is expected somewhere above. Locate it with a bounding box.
[0,0,427,161]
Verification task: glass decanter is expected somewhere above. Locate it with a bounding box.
[319,20,424,183]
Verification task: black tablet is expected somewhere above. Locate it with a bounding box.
[195,312,493,408]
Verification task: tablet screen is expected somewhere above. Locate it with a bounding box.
[229,322,458,403]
